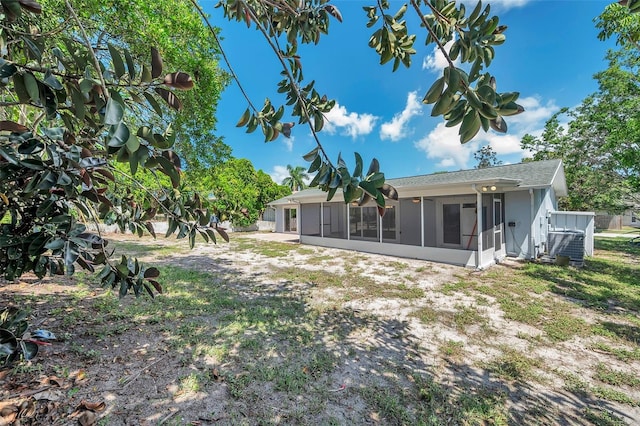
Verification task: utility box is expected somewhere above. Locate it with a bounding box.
[548,230,585,265]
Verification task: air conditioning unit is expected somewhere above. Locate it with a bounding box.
[548,231,585,264]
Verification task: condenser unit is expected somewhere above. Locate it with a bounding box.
[548,231,585,265]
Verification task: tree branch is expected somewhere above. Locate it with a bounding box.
[65,0,109,100]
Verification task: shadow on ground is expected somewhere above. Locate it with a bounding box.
[0,243,636,425]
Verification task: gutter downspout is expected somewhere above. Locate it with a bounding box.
[472,184,483,269]
[529,188,535,260]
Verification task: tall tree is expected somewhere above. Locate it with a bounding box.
[282,165,309,192]
[474,145,502,169]
[0,1,226,294]
[39,0,232,171]
[206,158,289,226]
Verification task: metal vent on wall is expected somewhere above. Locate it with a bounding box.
[548,231,585,264]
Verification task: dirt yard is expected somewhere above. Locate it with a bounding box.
[1,232,639,425]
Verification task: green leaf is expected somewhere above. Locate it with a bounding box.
[308,155,322,173]
[12,74,30,103]
[431,90,455,116]
[141,64,152,83]
[123,48,136,79]
[70,87,85,120]
[107,43,126,78]
[156,156,180,188]
[143,92,163,117]
[45,238,65,251]
[353,152,363,177]
[366,158,380,176]
[151,46,163,78]
[0,146,19,165]
[126,132,140,153]
[107,122,130,148]
[23,72,39,104]
[0,62,17,78]
[359,180,377,197]
[104,97,124,125]
[21,36,41,62]
[43,70,63,91]
[236,108,251,127]
[302,147,319,162]
[137,126,154,143]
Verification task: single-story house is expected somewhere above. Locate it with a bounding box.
[268,159,594,268]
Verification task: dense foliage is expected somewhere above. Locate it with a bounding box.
[521,1,640,212]
[0,1,227,296]
[187,158,290,227]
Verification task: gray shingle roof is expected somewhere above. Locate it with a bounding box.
[387,159,563,189]
[268,159,566,205]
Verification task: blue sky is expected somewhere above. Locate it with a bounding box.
[205,0,616,184]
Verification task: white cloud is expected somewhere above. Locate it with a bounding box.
[323,103,378,138]
[509,96,559,130]
[414,123,479,169]
[270,165,290,185]
[380,92,423,142]
[422,39,457,73]
[482,0,531,11]
[282,135,294,152]
[414,95,560,169]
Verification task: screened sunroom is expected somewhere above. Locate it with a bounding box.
[268,160,569,268]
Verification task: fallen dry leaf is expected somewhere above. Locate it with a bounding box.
[77,400,106,412]
[32,389,62,401]
[77,410,97,426]
[0,404,18,424]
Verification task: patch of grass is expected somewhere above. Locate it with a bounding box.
[543,312,588,342]
[271,266,425,302]
[233,239,299,257]
[411,305,438,324]
[594,363,640,388]
[590,342,640,362]
[515,331,543,344]
[177,372,204,395]
[499,297,545,324]
[439,279,475,295]
[412,375,508,425]
[453,304,484,329]
[273,365,309,393]
[583,408,628,426]
[439,339,464,361]
[560,371,639,406]
[594,321,640,344]
[361,386,412,424]
[591,385,638,406]
[482,347,542,382]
